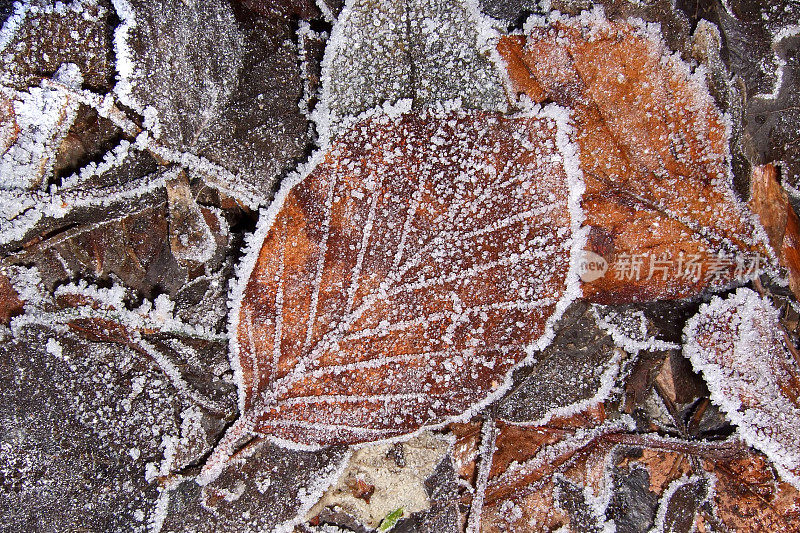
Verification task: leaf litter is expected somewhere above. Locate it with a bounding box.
[2,0,800,531]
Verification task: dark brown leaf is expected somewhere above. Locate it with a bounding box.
[496,301,624,424]
[0,271,22,325]
[116,0,311,207]
[0,0,114,91]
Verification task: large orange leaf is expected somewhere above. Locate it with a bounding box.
[497,12,773,303]
[198,103,585,484]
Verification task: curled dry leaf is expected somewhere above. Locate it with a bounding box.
[684,288,800,489]
[198,103,585,484]
[748,164,800,300]
[497,11,772,303]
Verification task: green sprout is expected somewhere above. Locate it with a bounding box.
[377,507,404,532]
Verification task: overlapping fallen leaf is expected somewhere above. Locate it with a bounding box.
[319,0,506,139]
[497,12,773,302]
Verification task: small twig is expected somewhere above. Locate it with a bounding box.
[599,432,745,460]
[465,416,498,533]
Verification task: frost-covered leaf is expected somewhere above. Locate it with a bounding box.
[684,288,800,489]
[319,0,506,139]
[158,442,349,533]
[550,0,694,56]
[199,103,584,483]
[114,0,310,207]
[0,0,114,90]
[553,475,610,533]
[13,280,236,415]
[0,325,165,531]
[0,72,81,190]
[481,418,629,532]
[498,11,772,303]
[0,278,232,531]
[496,302,624,424]
[52,103,123,181]
[479,416,746,532]
[164,167,227,268]
[744,20,800,198]
[649,475,710,533]
[1,158,230,296]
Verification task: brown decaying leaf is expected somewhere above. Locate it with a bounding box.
[684,288,800,490]
[480,415,617,532]
[0,272,23,325]
[699,453,800,532]
[477,417,769,532]
[199,105,583,484]
[497,12,771,303]
[748,164,800,300]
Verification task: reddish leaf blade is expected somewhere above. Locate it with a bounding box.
[200,104,584,483]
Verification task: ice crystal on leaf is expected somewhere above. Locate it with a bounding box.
[684,288,800,489]
[498,11,773,302]
[199,103,586,484]
[0,74,80,190]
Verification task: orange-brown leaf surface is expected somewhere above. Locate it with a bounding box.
[700,453,800,531]
[497,12,772,303]
[749,164,800,300]
[684,288,800,489]
[199,105,584,484]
